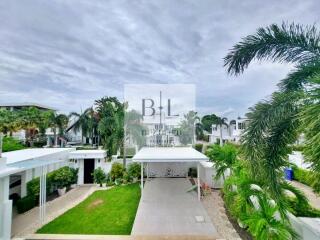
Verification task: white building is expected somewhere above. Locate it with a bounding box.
[209,118,248,144]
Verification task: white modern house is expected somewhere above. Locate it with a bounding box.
[68,150,107,184]
[209,117,248,144]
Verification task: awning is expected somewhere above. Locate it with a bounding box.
[0,148,74,178]
[68,150,107,159]
[132,147,208,163]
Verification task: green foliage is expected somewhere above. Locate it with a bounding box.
[2,136,25,152]
[178,111,199,145]
[96,97,124,158]
[292,165,320,193]
[110,162,124,181]
[127,163,141,179]
[37,184,141,235]
[27,176,52,199]
[206,143,237,180]
[188,167,197,177]
[93,167,106,187]
[290,144,305,152]
[53,167,73,189]
[201,114,219,132]
[16,195,36,214]
[194,143,203,152]
[70,168,79,184]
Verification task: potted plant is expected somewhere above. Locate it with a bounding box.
[93,167,106,187]
[53,167,72,196]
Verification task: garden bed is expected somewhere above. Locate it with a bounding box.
[37,183,141,235]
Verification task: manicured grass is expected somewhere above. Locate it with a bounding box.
[37,183,141,235]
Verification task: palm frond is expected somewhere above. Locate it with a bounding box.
[225,22,320,75]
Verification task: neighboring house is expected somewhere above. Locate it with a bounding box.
[0,102,56,142]
[209,117,249,144]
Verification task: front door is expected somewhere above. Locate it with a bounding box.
[84,159,95,184]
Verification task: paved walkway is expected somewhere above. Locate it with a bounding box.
[290,180,320,209]
[12,185,99,238]
[202,190,241,240]
[132,178,218,238]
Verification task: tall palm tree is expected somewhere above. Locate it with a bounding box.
[216,116,228,146]
[69,108,96,144]
[224,22,320,203]
[48,112,69,146]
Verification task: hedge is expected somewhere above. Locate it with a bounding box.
[194,143,203,153]
[16,195,36,214]
[292,165,320,193]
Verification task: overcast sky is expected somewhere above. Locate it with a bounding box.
[0,0,319,118]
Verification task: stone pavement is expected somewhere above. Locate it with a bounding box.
[12,185,101,238]
[132,178,218,238]
[202,190,241,240]
[290,180,320,209]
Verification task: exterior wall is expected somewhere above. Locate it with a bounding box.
[0,175,12,240]
[146,162,196,177]
[70,157,110,185]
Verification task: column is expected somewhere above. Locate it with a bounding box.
[39,166,47,224]
[0,176,12,240]
[197,163,200,201]
[140,162,144,193]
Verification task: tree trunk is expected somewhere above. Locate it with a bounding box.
[53,128,57,146]
[219,124,223,146]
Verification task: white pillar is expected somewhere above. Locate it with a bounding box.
[0,176,12,240]
[141,163,144,193]
[39,166,47,224]
[197,163,200,201]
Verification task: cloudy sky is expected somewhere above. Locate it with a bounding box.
[0,0,319,118]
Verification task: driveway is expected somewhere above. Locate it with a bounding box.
[131,178,218,238]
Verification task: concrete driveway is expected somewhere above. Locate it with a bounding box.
[131,178,218,238]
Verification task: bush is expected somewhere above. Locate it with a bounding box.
[70,168,79,185]
[292,165,320,193]
[110,162,124,181]
[16,195,36,213]
[2,136,25,152]
[93,167,106,187]
[52,167,73,189]
[127,163,141,179]
[27,176,52,200]
[194,143,203,153]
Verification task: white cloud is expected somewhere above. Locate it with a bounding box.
[0,0,319,116]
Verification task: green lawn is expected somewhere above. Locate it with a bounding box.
[37,183,141,235]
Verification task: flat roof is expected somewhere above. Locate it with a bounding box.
[0,148,74,178]
[69,150,107,159]
[0,102,56,110]
[132,147,208,163]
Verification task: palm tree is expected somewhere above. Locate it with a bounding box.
[48,113,69,146]
[69,108,96,145]
[216,116,228,146]
[224,22,320,201]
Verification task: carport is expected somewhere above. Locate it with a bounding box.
[0,148,73,239]
[132,147,209,201]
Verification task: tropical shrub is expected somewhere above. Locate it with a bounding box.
[194,143,203,153]
[16,195,36,214]
[122,171,130,184]
[127,163,141,179]
[206,143,237,180]
[70,168,79,185]
[2,136,25,152]
[110,162,124,181]
[93,167,106,187]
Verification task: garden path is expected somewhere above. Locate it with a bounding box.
[290,180,320,209]
[202,190,242,240]
[11,185,101,238]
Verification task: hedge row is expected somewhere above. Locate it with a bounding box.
[16,167,78,214]
[292,165,320,193]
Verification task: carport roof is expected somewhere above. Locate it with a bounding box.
[0,148,74,178]
[132,147,209,162]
